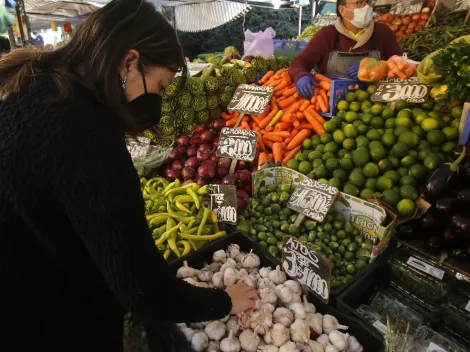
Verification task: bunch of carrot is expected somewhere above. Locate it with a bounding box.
[220,68,332,168]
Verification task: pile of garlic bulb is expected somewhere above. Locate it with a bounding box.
[176,244,364,352]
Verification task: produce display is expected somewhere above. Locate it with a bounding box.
[374,5,432,39]
[177,244,365,352]
[293,25,323,42]
[238,183,373,288]
[141,176,226,259]
[285,88,463,218]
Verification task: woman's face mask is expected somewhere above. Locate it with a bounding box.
[344,5,373,29]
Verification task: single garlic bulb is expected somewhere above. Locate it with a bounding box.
[191,331,209,352]
[206,340,221,352]
[250,310,273,334]
[223,268,239,287]
[273,307,295,328]
[213,249,227,262]
[239,329,260,352]
[268,266,286,285]
[284,280,301,295]
[205,321,226,341]
[238,276,256,288]
[227,244,240,259]
[226,316,240,336]
[241,250,261,269]
[259,267,272,279]
[264,324,290,347]
[197,268,213,282]
[279,342,297,352]
[176,261,199,279]
[275,284,293,303]
[238,312,251,329]
[236,251,247,263]
[305,313,322,335]
[220,331,241,352]
[288,302,306,320]
[258,278,275,290]
[302,295,315,314]
[212,271,225,289]
[290,319,310,343]
[259,302,276,315]
[260,288,278,305]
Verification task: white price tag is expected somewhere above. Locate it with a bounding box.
[406,256,445,280]
[465,300,470,313]
[372,320,388,335]
[426,342,447,352]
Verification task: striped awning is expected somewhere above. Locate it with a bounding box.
[172,0,251,32]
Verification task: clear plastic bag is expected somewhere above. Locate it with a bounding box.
[132,145,171,177]
[387,54,419,79]
[358,57,388,82]
[243,27,276,59]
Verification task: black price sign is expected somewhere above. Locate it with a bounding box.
[209,184,237,224]
[287,178,339,223]
[372,76,431,104]
[282,236,332,303]
[227,84,274,116]
[216,128,259,162]
[390,0,423,15]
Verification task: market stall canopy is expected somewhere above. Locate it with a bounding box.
[24,0,100,16]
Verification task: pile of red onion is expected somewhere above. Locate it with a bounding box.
[164,119,255,213]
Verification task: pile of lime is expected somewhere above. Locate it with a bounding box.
[238,183,373,288]
[286,87,463,217]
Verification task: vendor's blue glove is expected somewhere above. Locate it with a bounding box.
[347,64,359,80]
[296,75,316,99]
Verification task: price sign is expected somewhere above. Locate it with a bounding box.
[176,63,211,77]
[127,137,151,159]
[426,342,447,352]
[209,184,237,224]
[216,127,259,174]
[390,0,423,15]
[454,0,470,10]
[282,236,332,303]
[227,84,274,116]
[311,14,338,26]
[406,256,445,280]
[372,76,431,104]
[287,178,339,223]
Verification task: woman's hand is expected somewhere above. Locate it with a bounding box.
[225,283,257,314]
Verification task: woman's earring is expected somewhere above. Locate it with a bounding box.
[120,76,127,90]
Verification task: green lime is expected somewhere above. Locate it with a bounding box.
[370,147,387,162]
[451,119,461,129]
[369,141,383,150]
[424,153,444,170]
[388,156,400,168]
[302,138,312,149]
[333,130,346,144]
[337,149,349,158]
[365,178,377,190]
[356,90,370,102]
[396,116,412,128]
[313,159,324,168]
[329,177,343,189]
[391,142,408,158]
[401,155,418,168]
[385,118,396,129]
[421,98,434,110]
[311,135,321,147]
[324,141,339,154]
[371,117,385,129]
[421,118,439,131]
[442,141,457,155]
[418,149,432,161]
[286,159,299,171]
[397,199,416,217]
[359,188,373,200]
[367,85,377,95]
[315,144,325,153]
[376,176,393,191]
[362,113,373,125]
[442,127,458,141]
[366,129,381,141]
[314,165,328,179]
[344,111,358,123]
[343,183,360,196]
[325,158,340,171]
[350,101,361,112]
[343,124,358,138]
[442,114,452,125]
[414,112,428,125]
[319,178,329,184]
[363,162,380,178]
[395,100,408,111]
[343,138,357,150]
[356,136,370,148]
[333,169,349,181]
[340,158,354,171]
[378,158,395,172]
[322,121,336,134]
[345,92,357,103]
[394,127,410,138]
[308,150,322,161]
[352,149,370,167]
[320,133,333,144]
[399,132,420,148]
[451,105,463,119]
[397,167,409,177]
[356,124,369,136]
[381,189,400,207]
[412,108,425,119]
[400,175,416,186]
[400,185,419,201]
[349,172,366,187]
[427,130,446,146]
[322,152,335,162]
[383,170,400,184]
[409,164,428,179]
[295,153,308,161]
[382,108,395,119]
[298,161,312,175]
[337,100,350,112]
[411,125,425,139]
[370,104,382,116]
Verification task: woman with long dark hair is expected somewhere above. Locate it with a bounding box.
[0,1,256,351]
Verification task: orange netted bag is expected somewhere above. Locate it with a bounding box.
[358,57,388,82]
[386,55,419,79]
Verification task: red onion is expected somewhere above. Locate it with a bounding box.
[201,160,216,168]
[168,149,181,162]
[166,169,181,181]
[237,189,249,202]
[181,166,196,180]
[186,145,198,158]
[185,156,199,169]
[182,179,196,186]
[236,170,251,185]
[218,157,232,169]
[190,136,201,146]
[216,167,229,178]
[211,119,226,132]
[213,137,220,149]
[198,164,216,180]
[222,175,237,186]
[200,130,215,145]
[194,124,206,134]
[210,154,219,163]
[171,160,184,171]
[175,145,186,156]
[198,144,212,153]
[196,177,208,186]
[176,135,190,147]
[197,151,212,162]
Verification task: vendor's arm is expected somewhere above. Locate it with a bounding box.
[45,93,232,324]
[288,27,330,81]
[376,23,403,60]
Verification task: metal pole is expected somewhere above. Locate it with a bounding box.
[311,0,317,25]
[298,5,302,36]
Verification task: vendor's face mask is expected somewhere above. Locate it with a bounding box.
[127,69,162,132]
[345,5,373,29]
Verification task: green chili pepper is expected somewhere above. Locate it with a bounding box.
[186,188,200,209]
[197,208,211,236]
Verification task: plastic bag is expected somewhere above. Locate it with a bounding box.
[358,57,388,82]
[132,145,171,177]
[243,27,276,59]
[386,54,419,79]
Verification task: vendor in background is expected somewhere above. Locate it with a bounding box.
[289,0,403,98]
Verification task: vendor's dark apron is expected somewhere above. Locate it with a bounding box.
[326,31,381,77]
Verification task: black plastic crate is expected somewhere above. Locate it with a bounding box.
[169,231,384,352]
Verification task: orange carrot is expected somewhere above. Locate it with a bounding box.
[317,94,329,114]
[264,140,274,149]
[268,153,274,160]
[258,138,268,153]
[315,101,320,111]
[311,96,317,104]
[265,126,275,132]
[319,81,331,91]
[277,96,287,102]
[313,73,331,83]
[221,112,233,120]
[263,135,283,143]
[258,99,279,128]
[299,99,311,112]
[314,87,320,97]
[296,112,304,119]
[286,129,312,150]
[281,112,295,123]
[241,120,250,129]
[282,145,301,164]
[278,96,297,109]
[313,112,325,124]
[272,142,284,163]
[259,71,274,84]
[327,91,331,97]
[297,123,315,130]
[225,117,238,127]
[304,109,325,136]
[258,152,268,168]
[267,79,282,87]
[275,122,291,131]
[274,80,289,92]
[285,128,299,145]
[288,101,302,114]
[293,120,300,128]
[282,87,297,97]
[319,89,328,101]
[265,131,291,138]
